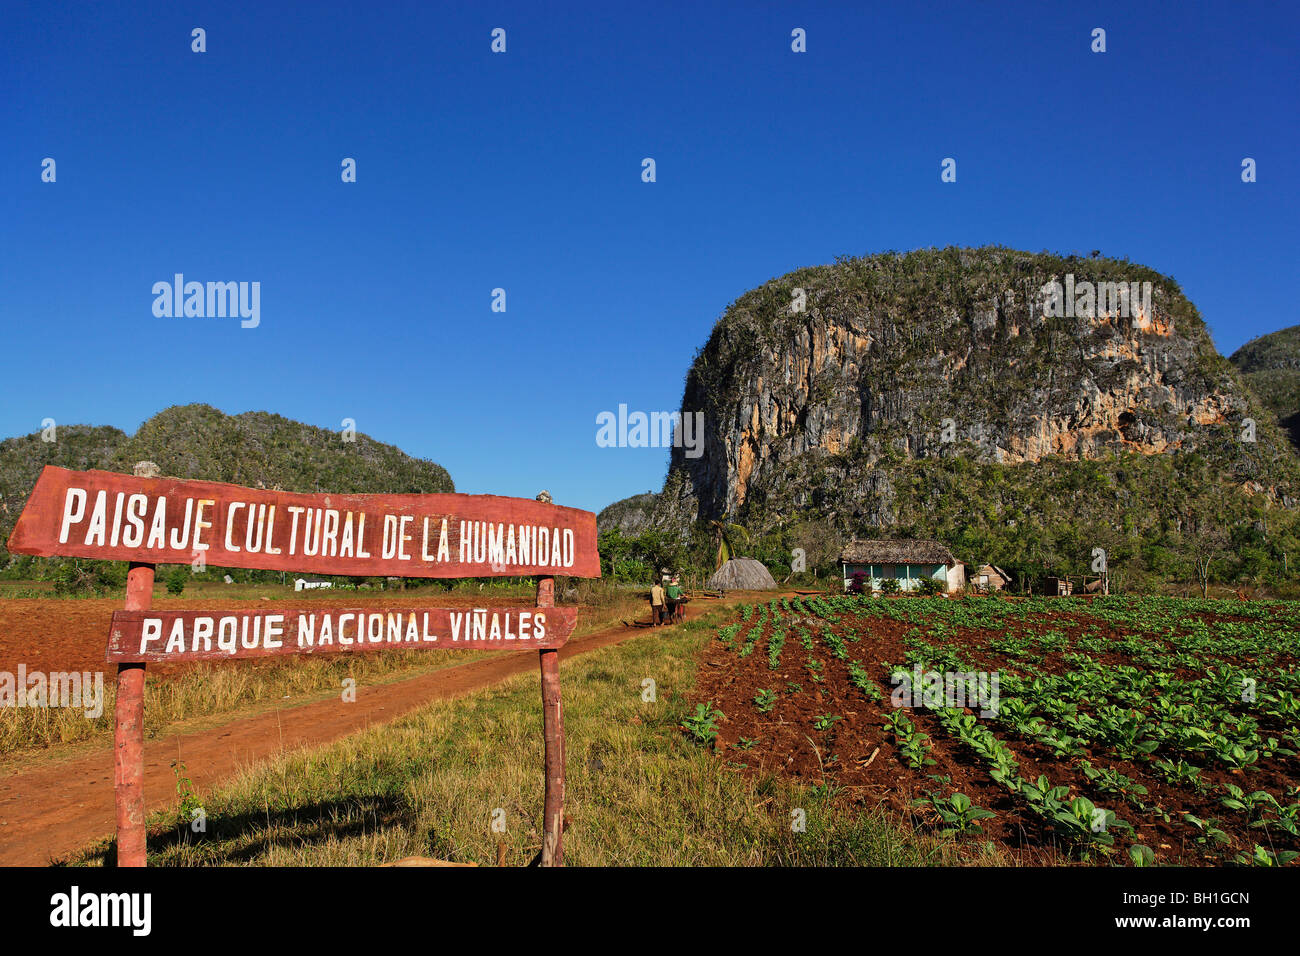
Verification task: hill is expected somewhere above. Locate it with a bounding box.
[604,247,1300,587]
[0,404,453,564]
[595,492,661,534]
[1229,324,1300,449]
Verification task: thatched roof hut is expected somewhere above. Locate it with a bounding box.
[839,539,957,565]
[839,538,966,593]
[707,557,777,590]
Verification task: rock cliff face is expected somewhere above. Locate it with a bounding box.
[619,247,1297,534]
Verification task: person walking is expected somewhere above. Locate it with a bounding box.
[665,577,683,624]
[650,580,666,627]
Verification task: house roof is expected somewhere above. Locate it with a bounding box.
[840,539,957,565]
[977,564,1010,580]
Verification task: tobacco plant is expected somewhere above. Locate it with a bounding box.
[766,629,786,669]
[885,711,935,770]
[914,791,997,836]
[812,714,843,732]
[683,702,723,747]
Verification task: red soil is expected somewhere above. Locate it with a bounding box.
[693,602,1300,866]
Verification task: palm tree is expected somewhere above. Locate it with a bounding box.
[709,520,751,572]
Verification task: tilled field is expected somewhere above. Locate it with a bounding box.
[691,594,1300,866]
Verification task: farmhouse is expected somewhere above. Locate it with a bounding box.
[840,539,965,593]
[972,564,1010,594]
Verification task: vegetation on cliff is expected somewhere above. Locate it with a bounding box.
[1230,324,1300,449]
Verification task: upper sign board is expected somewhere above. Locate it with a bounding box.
[7,466,601,579]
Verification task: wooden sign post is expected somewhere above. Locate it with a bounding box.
[536,575,564,866]
[7,466,602,867]
[116,563,153,868]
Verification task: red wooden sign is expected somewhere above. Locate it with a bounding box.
[7,466,600,578]
[106,605,577,662]
[6,467,591,868]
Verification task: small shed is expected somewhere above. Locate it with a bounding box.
[707,557,777,590]
[840,539,965,593]
[1043,576,1073,597]
[973,564,1010,594]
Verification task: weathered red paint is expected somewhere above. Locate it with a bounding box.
[8,466,601,579]
[114,563,152,867]
[537,576,565,867]
[106,605,577,662]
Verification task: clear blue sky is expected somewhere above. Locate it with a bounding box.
[3,1,1297,513]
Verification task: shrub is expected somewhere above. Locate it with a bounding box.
[51,561,85,595]
[165,567,187,595]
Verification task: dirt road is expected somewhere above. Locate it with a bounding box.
[0,596,742,866]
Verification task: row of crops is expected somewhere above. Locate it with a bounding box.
[690,594,1300,866]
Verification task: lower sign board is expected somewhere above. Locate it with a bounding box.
[107,605,577,663]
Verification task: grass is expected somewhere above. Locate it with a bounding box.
[1,642,500,760]
[70,606,996,866]
[1,578,647,759]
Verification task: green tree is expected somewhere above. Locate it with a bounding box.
[165,566,187,595]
